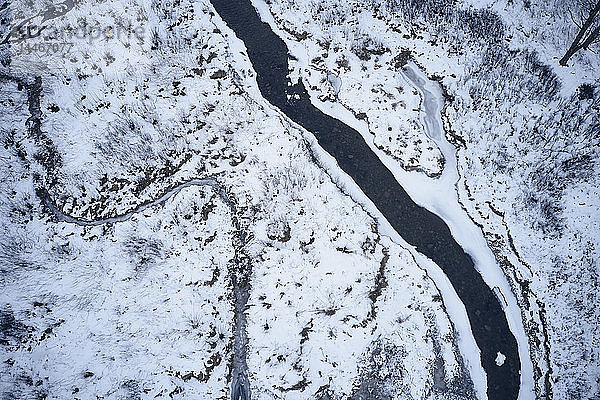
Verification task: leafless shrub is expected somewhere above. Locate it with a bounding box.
[259,164,310,203]
[266,217,291,243]
[351,33,388,61]
[123,236,163,277]
[0,230,41,276]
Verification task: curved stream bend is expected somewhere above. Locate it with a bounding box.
[210,1,521,399]
[38,178,223,226]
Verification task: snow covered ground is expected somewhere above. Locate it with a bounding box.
[0,0,490,398]
[256,0,600,398]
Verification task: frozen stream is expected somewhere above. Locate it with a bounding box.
[401,65,442,141]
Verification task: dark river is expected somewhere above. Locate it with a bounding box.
[209,0,521,398]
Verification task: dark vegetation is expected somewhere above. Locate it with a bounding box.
[0,308,26,346]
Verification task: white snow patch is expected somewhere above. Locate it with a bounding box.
[496,352,507,367]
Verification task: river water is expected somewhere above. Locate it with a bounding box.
[209,0,521,398]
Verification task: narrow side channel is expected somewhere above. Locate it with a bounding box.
[209,1,521,399]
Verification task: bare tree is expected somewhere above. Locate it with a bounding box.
[560,0,600,66]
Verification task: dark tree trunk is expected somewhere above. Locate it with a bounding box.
[559,43,579,66]
[560,0,600,66]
